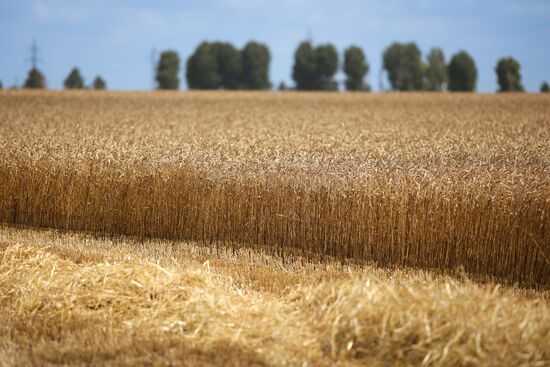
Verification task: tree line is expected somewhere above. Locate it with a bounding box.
[157,40,547,93]
[13,67,106,90]
[6,40,550,93]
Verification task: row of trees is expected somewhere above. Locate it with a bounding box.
[384,45,532,92]
[154,41,366,91]
[17,67,106,90]
[154,40,547,93]
[5,41,549,92]
[156,41,271,90]
[381,43,478,92]
[63,68,107,89]
[296,42,532,92]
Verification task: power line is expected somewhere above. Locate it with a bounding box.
[25,38,43,69]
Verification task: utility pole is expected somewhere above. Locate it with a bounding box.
[26,39,42,69]
[378,67,385,92]
[150,48,157,89]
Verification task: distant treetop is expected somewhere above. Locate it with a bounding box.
[343,45,370,91]
[424,48,447,91]
[93,76,107,90]
[292,41,339,91]
[64,67,85,89]
[156,50,180,90]
[24,67,46,89]
[495,57,524,92]
[241,41,271,90]
[382,42,424,91]
[447,51,477,92]
[211,42,242,89]
[186,42,240,90]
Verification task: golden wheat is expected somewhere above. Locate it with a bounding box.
[0,90,549,287]
[1,225,549,366]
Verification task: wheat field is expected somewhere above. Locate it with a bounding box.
[0,90,549,365]
[0,90,548,285]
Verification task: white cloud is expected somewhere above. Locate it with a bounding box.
[31,0,87,23]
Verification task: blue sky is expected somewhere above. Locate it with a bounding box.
[1,0,549,92]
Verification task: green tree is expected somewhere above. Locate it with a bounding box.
[211,42,242,89]
[64,67,84,89]
[343,46,369,91]
[186,42,245,90]
[495,57,524,92]
[447,51,477,92]
[93,76,106,90]
[292,41,339,90]
[292,41,317,90]
[156,50,180,90]
[315,44,339,90]
[241,41,271,89]
[186,42,222,89]
[382,42,424,91]
[541,81,550,93]
[24,67,46,89]
[425,48,447,91]
[0,80,2,89]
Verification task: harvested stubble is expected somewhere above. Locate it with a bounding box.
[0,226,549,366]
[0,91,549,287]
